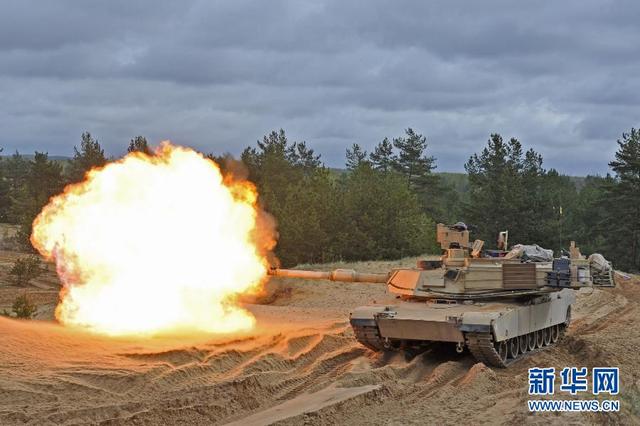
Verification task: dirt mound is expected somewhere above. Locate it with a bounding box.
[0,260,639,424]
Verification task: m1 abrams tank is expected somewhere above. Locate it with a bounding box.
[268,223,614,367]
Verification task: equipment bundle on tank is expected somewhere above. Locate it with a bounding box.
[268,223,615,367]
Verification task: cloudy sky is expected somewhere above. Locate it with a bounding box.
[1,1,638,174]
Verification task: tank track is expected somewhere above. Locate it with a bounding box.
[351,324,384,351]
[466,323,567,368]
[466,332,511,367]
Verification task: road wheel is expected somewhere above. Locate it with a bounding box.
[527,333,536,351]
[550,324,560,343]
[535,330,544,348]
[508,338,520,359]
[543,327,552,346]
[519,335,528,353]
[495,340,508,363]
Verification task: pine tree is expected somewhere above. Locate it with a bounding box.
[3,152,29,224]
[241,129,333,266]
[127,136,152,155]
[391,128,436,191]
[13,152,65,249]
[465,134,554,248]
[67,132,107,182]
[369,138,395,172]
[3,151,28,193]
[345,143,368,170]
[603,128,640,270]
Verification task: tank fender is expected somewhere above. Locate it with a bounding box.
[459,312,500,334]
[350,305,387,327]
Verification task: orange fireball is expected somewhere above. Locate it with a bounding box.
[31,142,274,336]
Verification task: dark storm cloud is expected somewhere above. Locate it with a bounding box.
[1,0,639,174]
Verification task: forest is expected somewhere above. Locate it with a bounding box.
[1,128,639,271]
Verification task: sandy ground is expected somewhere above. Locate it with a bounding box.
[0,253,639,425]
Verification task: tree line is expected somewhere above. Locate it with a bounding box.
[1,128,639,271]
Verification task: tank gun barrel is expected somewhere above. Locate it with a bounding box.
[268,268,388,283]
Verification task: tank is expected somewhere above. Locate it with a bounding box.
[268,223,615,367]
